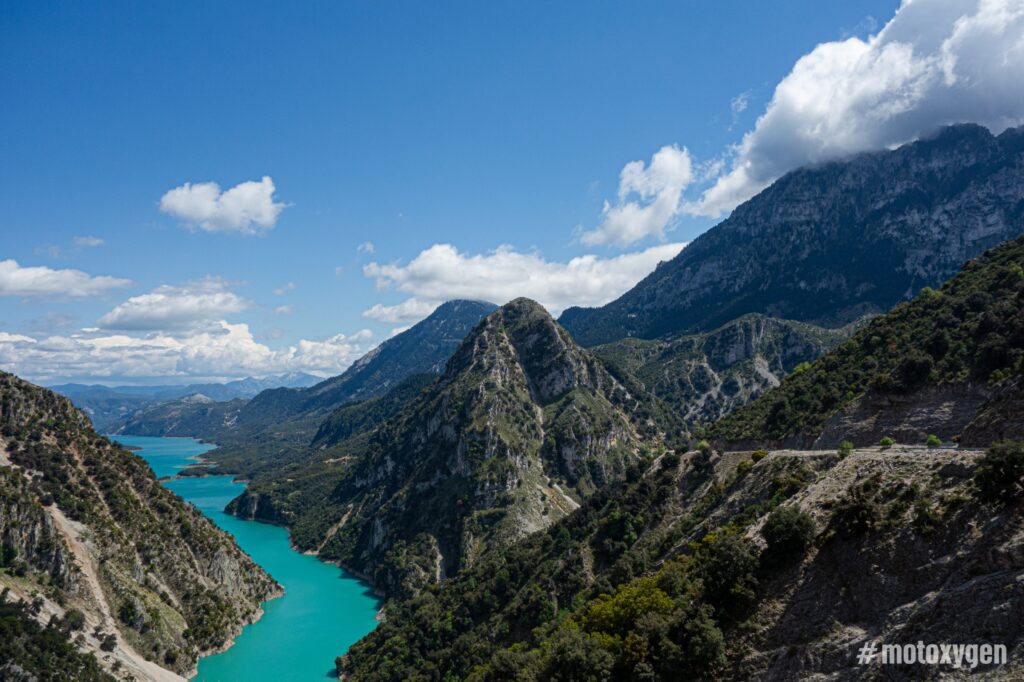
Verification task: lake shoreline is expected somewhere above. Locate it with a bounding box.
[114,435,381,681]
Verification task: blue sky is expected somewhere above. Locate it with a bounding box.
[4,0,1021,384]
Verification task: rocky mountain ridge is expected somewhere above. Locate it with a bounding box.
[228,298,678,597]
[561,124,1024,346]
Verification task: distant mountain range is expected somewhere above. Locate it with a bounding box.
[110,300,498,478]
[50,372,320,431]
[561,124,1024,346]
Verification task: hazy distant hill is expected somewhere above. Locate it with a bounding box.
[51,372,320,431]
[111,301,498,471]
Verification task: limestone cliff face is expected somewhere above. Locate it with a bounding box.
[0,372,280,679]
[233,299,675,598]
[594,314,858,428]
[561,124,1024,346]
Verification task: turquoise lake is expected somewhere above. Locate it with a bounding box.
[112,435,380,681]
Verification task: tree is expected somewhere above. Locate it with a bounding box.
[975,441,1024,503]
[761,506,816,568]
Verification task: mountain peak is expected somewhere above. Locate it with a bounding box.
[560,123,1024,346]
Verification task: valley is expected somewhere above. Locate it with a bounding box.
[5,123,1024,681]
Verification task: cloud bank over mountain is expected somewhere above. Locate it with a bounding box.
[692,0,1024,216]
[363,242,686,320]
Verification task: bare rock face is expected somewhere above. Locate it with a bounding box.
[594,313,857,428]
[561,123,1024,346]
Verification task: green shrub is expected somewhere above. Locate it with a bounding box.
[911,497,939,534]
[691,529,758,619]
[837,441,854,458]
[760,506,816,568]
[926,434,942,448]
[879,436,895,448]
[751,449,768,462]
[828,488,878,538]
[974,441,1024,503]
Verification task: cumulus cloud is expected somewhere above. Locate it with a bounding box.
[98,278,248,331]
[273,282,296,296]
[362,298,441,323]
[691,0,1024,216]
[0,322,374,383]
[159,176,286,234]
[0,259,130,298]
[274,305,293,315]
[74,236,104,247]
[357,241,376,254]
[364,242,685,317]
[580,145,694,247]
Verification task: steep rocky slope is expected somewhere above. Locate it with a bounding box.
[337,238,1024,681]
[561,124,1024,346]
[712,235,1024,448]
[229,299,679,597]
[593,314,858,428]
[0,372,280,680]
[341,442,1024,681]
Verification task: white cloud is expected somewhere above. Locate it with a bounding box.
[0,322,374,383]
[580,145,694,247]
[0,259,130,298]
[273,282,296,296]
[274,305,293,315]
[98,278,248,331]
[159,176,286,234]
[730,91,751,115]
[362,298,440,323]
[691,0,1024,216]
[74,236,104,247]
[364,242,685,317]
[357,241,376,254]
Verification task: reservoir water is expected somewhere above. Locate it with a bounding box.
[113,435,380,681]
